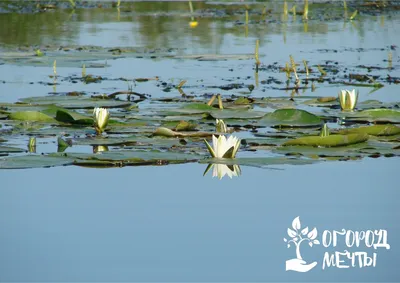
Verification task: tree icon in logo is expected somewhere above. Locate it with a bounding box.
[284,216,320,272]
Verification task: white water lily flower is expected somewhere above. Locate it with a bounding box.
[213,164,241,180]
[338,89,358,111]
[216,119,228,133]
[93,107,110,133]
[204,135,240,158]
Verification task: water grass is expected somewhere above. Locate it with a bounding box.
[177,80,187,89]
[289,55,300,86]
[255,39,260,73]
[217,94,224,110]
[303,0,309,21]
[317,65,327,76]
[53,60,57,77]
[28,137,36,153]
[283,1,288,16]
[207,94,217,106]
[303,60,309,79]
[81,64,86,78]
[350,10,358,20]
[291,5,296,18]
[68,0,76,9]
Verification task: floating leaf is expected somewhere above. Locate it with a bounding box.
[347,109,400,123]
[283,238,287,242]
[338,125,400,136]
[8,111,56,122]
[313,239,320,245]
[175,121,197,131]
[20,96,132,109]
[182,103,214,111]
[0,155,73,169]
[234,97,252,105]
[0,146,25,153]
[55,109,93,125]
[259,109,322,127]
[282,133,368,147]
[309,242,313,247]
[153,127,212,138]
[210,109,265,119]
[199,157,318,168]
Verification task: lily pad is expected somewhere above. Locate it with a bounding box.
[346,109,400,123]
[20,96,132,109]
[210,109,265,119]
[55,150,204,168]
[337,125,400,136]
[175,121,197,131]
[200,157,318,168]
[282,133,368,147]
[0,155,73,169]
[153,127,212,138]
[0,146,25,153]
[8,111,57,122]
[55,109,93,125]
[258,109,322,127]
[182,103,214,111]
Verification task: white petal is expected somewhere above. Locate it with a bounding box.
[212,135,219,157]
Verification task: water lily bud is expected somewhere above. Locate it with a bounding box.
[204,135,240,158]
[216,119,228,133]
[338,89,358,111]
[93,107,110,134]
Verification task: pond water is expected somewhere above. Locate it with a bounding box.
[0,1,399,281]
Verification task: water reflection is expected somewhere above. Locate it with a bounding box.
[203,163,241,180]
[0,1,371,50]
[93,145,109,153]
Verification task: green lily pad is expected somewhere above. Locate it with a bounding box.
[346,109,400,123]
[337,125,400,136]
[0,155,73,169]
[55,109,93,125]
[282,133,368,147]
[200,157,318,168]
[210,109,265,119]
[153,127,212,138]
[0,146,25,153]
[53,150,204,168]
[258,109,322,127]
[8,111,57,122]
[175,121,197,131]
[234,97,252,105]
[20,96,132,109]
[182,103,214,111]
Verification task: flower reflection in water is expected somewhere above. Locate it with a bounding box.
[93,145,109,154]
[203,163,241,180]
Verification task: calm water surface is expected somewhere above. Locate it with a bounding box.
[0,1,399,281]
